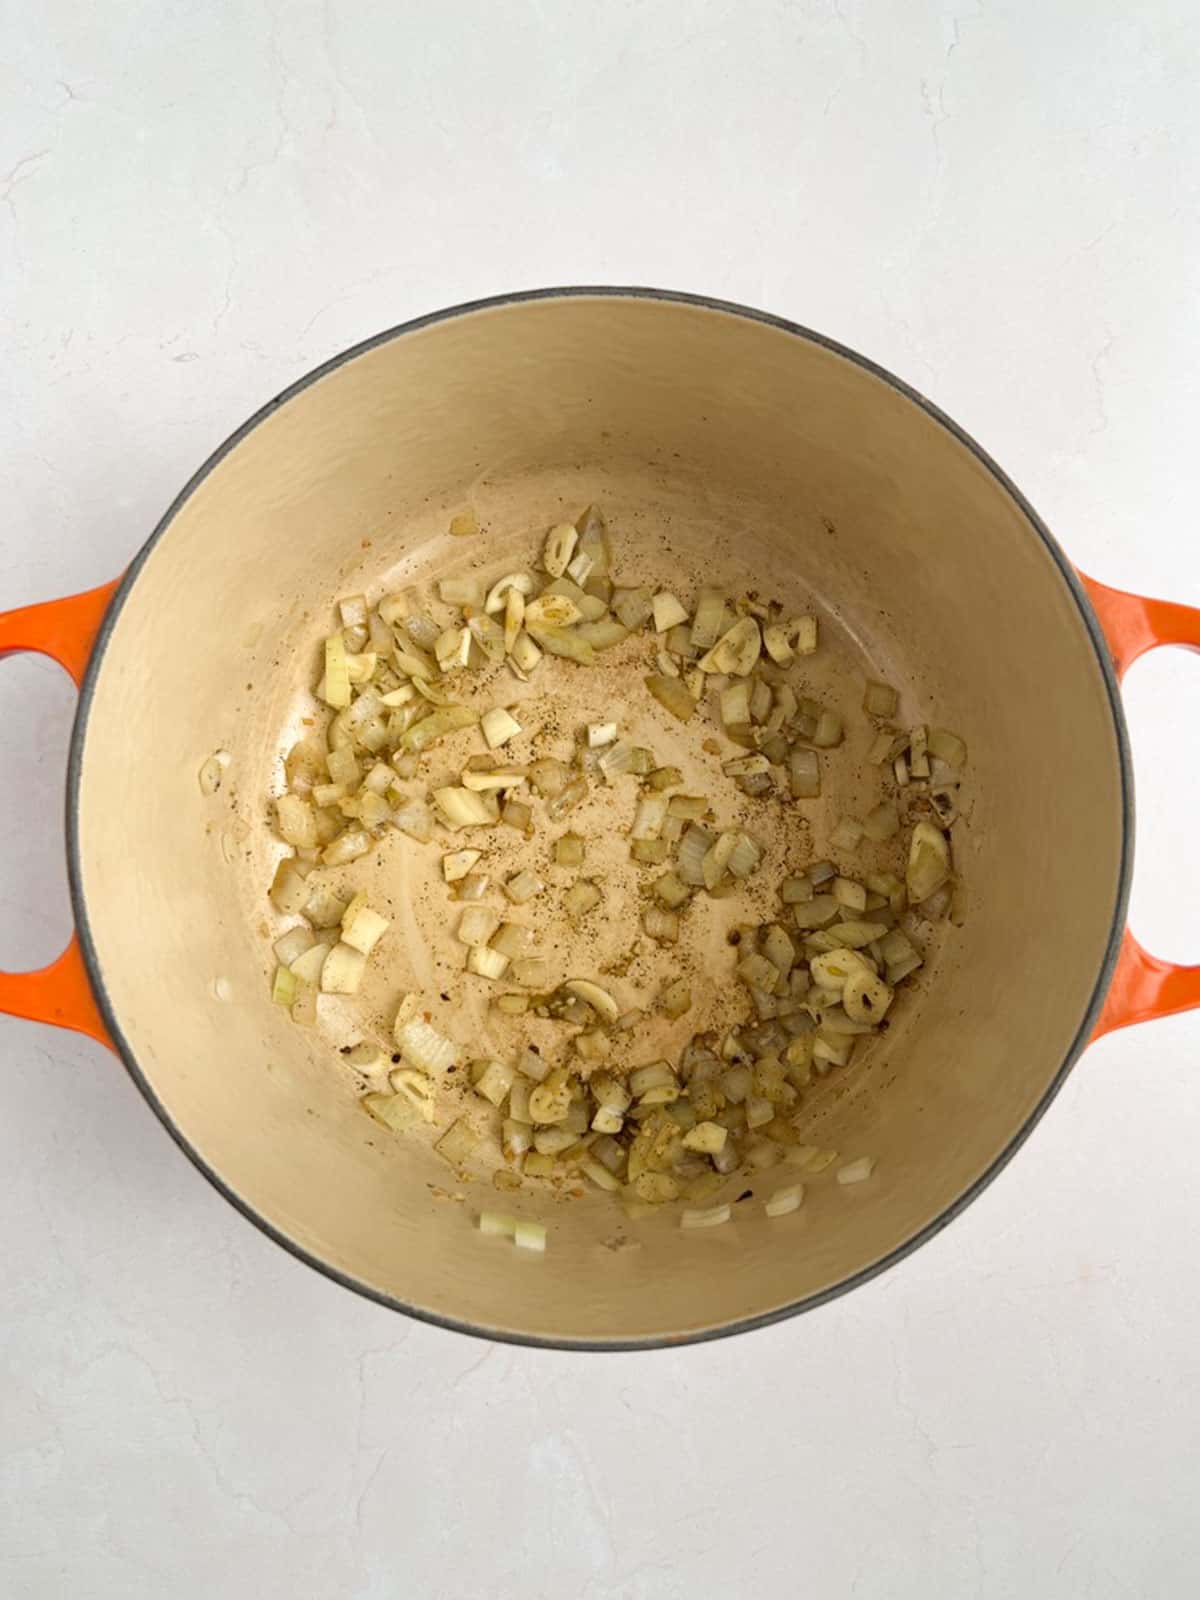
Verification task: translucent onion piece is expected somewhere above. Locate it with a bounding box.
[689,588,725,649]
[652,592,689,632]
[433,1118,478,1171]
[697,616,760,676]
[836,1156,876,1185]
[645,674,695,721]
[907,820,951,903]
[481,706,522,748]
[540,522,577,577]
[562,979,620,1024]
[320,942,366,994]
[341,903,390,955]
[526,624,595,665]
[928,726,967,769]
[485,572,536,614]
[843,969,894,1024]
[681,1203,731,1229]
[396,1017,457,1074]
[863,679,898,717]
[479,1211,517,1237]
[765,1184,804,1217]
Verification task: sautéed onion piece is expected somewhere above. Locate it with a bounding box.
[260,502,968,1236]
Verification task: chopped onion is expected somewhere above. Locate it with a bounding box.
[762,624,794,666]
[501,796,532,832]
[682,1120,726,1153]
[642,906,680,943]
[436,1118,479,1169]
[341,902,390,955]
[843,969,893,1024]
[554,832,585,867]
[863,679,898,717]
[323,634,351,708]
[789,747,820,799]
[566,550,594,586]
[473,1056,515,1107]
[562,979,620,1024]
[676,825,713,886]
[319,830,369,867]
[362,1092,422,1133]
[793,615,818,655]
[458,906,500,947]
[513,957,550,988]
[907,820,951,903]
[681,1203,731,1229]
[630,1060,678,1101]
[645,673,695,721]
[631,838,669,865]
[434,786,497,829]
[485,572,536,614]
[443,848,482,882]
[765,1183,804,1217]
[611,585,654,629]
[543,522,578,578]
[468,944,509,979]
[448,510,479,537]
[697,616,760,676]
[526,624,595,665]
[727,832,761,879]
[392,801,434,842]
[837,1156,876,1185]
[513,1220,546,1253]
[272,965,297,1006]
[509,631,543,673]
[481,706,522,749]
[652,592,689,632]
[438,574,485,609]
[491,922,532,959]
[395,1016,457,1074]
[928,726,967,769]
[689,588,725,649]
[630,793,669,841]
[503,869,544,905]
[832,876,867,912]
[479,1210,517,1237]
[273,925,315,967]
[320,942,366,994]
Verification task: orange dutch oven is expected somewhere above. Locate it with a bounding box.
[3,289,1197,1348]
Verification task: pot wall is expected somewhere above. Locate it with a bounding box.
[73,295,1125,1342]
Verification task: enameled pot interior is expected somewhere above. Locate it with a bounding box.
[73,294,1125,1344]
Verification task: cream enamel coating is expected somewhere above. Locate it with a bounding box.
[72,294,1125,1344]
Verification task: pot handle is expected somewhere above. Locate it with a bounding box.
[0,581,121,1049]
[1080,573,1200,1037]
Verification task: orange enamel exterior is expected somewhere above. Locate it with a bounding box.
[1079,574,1200,1037]
[0,581,118,1048]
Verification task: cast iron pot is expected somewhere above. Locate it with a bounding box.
[3,289,1197,1348]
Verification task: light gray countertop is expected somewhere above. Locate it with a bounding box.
[3,3,1199,1595]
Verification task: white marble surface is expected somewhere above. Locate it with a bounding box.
[3,2,1200,1595]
